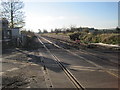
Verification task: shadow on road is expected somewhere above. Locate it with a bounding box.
[13,48,71,73]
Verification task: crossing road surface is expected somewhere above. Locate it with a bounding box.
[2,34,119,89]
[37,35,119,89]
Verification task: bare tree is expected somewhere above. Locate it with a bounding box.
[1,0,25,28]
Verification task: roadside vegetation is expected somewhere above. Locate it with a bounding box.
[69,32,120,45]
[21,30,39,49]
[41,27,120,45]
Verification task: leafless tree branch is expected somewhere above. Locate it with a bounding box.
[1,0,25,28]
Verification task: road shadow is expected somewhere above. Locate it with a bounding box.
[10,49,71,73]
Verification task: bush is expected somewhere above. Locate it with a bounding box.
[69,32,80,41]
[69,32,119,45]
[101,34,120,45]
[23,35,40,50]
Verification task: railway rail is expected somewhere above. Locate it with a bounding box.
[39,35,119,79]
[38,36,85,90]
[42,35,120,50]
[42,35,119,66]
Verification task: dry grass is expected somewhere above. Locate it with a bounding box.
[42,32,120,45]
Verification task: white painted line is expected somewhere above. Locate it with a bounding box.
[26,86,31,88]
[0,63,32,76]
[40,37,62,49]
[31,63,39,66]
[0,72,4,76]
[69,66,104,72]
[3,53,22,59]
[7,68,19,72]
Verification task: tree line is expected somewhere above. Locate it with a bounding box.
[39,26,120,34]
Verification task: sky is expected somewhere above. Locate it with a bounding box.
[23,1,118,32]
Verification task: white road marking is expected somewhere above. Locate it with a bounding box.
[26,86,31,88]
[0,72,4,76]
[1,61,39,76]
[1,49,41,76]
[69,66,104,72]
[7,68,19,72]
[3,53,22,59]
[30,63,39,66]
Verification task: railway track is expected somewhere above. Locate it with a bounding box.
[42,35,120,50]
[42,36,119,67]
[38,36,85,90]
[39,35,119,79]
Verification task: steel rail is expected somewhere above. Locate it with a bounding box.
[40,36,119,79]
[38,36,85,90]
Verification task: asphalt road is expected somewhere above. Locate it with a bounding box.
[2,49,47,88]
[38,35,119,89]
[1,35,119,89]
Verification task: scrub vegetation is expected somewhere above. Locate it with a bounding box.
[69,32,120,45]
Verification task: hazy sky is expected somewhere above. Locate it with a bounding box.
[24,2,118,32]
